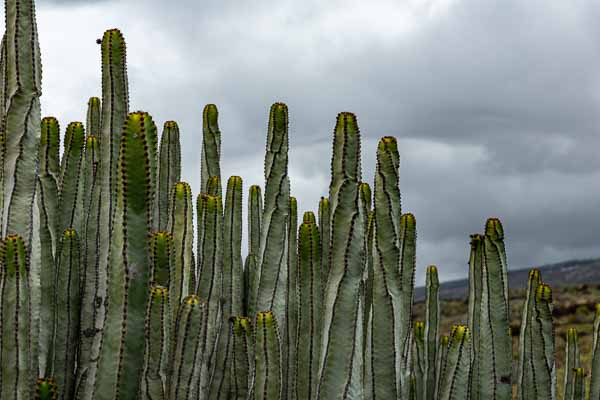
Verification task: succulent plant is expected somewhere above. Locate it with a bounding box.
[0,1,598,399]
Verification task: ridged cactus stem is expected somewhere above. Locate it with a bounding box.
[58,122,85,235]
[83,96,101,212]
[434,335,449,398]
[207,175,221,197]
[468,233,484,399]
[248,184,262,259]
[167,182,194,306]
[473,218,512,399]
[571,368,584,400]
[424,265,439,400]
[252,311,282,400]
[1,0,42,241]
[303,210,316,224]
[231,317,252,400]
[201,104,221,194]
[93,111,157,399]
[0,235,33,399]
[591,304,600,400]
[317,197,330,289]
[437,325,472,400]
[563,328,581,400]
[295,221,322,400]
[157,121,181,231]
[141,286,170,400]
[517,268,542,400]
[286,196,298,400]
[317,112,365,399]
[168,295,207,400]
[51,229,81,399]
[530,283,556,400]
[37,117,60,374]
[150,231,173,288]
[412,321,425,400]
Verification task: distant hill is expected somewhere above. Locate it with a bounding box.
[414,258,600,302]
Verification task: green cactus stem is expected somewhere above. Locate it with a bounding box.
[303,210,316,224]
[286,196,299,400]
[517,268,542,400]
[157,121,181,231]
[472,218,512,400]
[359,181,372,213]
[1,0,42,242]
[201,104,221,194]
[468,233,484,399]
[412,321,425,400]
[424,265,439,400]
[590,303,600,400]
[434,335,449,398]
[0,235,33,399]
[317,197,330,288]
[93,111,157,400]
[563,328,581,400]
[150,231,173,288]
[295,221,322,400]
[317,112,366,399]
[248,184,262,260]
[571,368,584,400]
[529,283,556,400]
[231,316,252,400]
[252,311,282,400]
[51,229,81,399]
[167,182,194,304]
[168,295,207,400]
[437,325,472,400]
[58,122,85,234]
[35,378,58,400]
[37,116,60,374]
[141,285,170,400]
[207,175,221,197]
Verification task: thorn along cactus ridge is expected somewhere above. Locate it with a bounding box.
[1,0,600,399]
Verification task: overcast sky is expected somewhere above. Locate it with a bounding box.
[6,0,600,285]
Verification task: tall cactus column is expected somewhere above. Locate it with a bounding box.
[93,111,157,399]
[317,112,366,399]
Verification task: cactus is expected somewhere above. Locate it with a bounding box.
[35,378,58,400]
[317,112,366,399]
[295,221,322,399]
[317,196,330,288]
[424,265,439,400]
[517,268,542,400]
[231,316,252,400]
[1,235,33,399]
[167,182,194,303]
[530,283,556,400]
[412,321,425,400]
[437,325,472,400]
[571,368,585,400]
[563,328,581,400]
[592,303,600,400]
[93,111,157,399]
[157,121,181,231]
[201,104,221,194]
[286,196,299,400]
[434,335,449,398]
[251,311,282,400]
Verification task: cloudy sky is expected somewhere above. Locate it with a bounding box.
[7,0,600,285]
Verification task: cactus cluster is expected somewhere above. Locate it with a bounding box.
[0,0,599,399]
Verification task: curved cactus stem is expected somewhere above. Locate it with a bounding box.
[93,111,157,400]
[295,221,322,400]
[412,321,426,400]
[590,303,600,400]
[1,0,42,241]
[35,378,58,400]
[517,268,542,400]
[50,229,80,399]
[157,121,181,231]
[167,182,194,306]
[0,235,33,399]
[141,285,169,400]
[563,328,581,400]
[317,196,330,289]
[437,325,472,400]
[252,311,283,400]
[201,104,221,195]
[434,335,449,398]
[529,283,556,400]
[231,316,252,400]
[167,295,207,400]
[317,112,365,400]
[424,265,439,400]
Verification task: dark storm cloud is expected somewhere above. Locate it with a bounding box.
[17,0,600,284]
